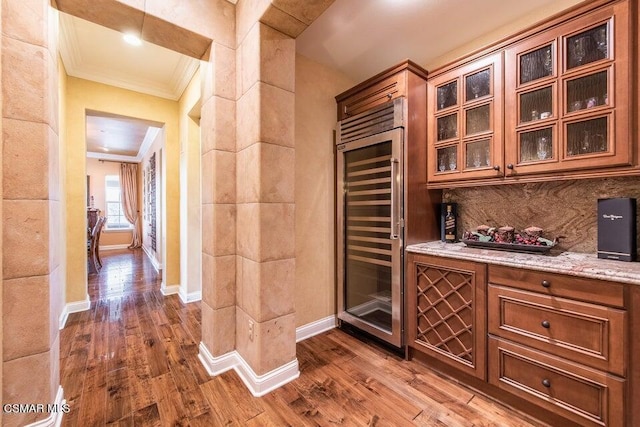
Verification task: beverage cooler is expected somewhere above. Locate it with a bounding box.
[336,99,405,348]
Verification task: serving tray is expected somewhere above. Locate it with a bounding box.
[462,239,555,254]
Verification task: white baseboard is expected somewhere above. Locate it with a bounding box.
[59,296,91,330]
[198,343,299,397]
[161,284,180,296]
[24,386,66,427]
[235,356,299,397]
[198,343,237,376]
[142,245,162,271]
[296,315,336,342]
[99,244,130,251]
[197,316,335,397]
[179,288,202,304]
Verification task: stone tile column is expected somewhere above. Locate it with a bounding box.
[1,1,62,426]
[235,22,296,376]
[200,41,238,358]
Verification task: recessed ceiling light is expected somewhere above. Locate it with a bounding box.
[123,33,142,46]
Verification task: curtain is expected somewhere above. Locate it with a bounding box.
[120,163,142,248]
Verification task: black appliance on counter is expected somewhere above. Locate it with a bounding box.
[597,197,636,262]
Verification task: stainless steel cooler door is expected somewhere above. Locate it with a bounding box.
[337,128,403,347]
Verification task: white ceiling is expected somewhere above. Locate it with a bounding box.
[58,12,199,160]
[59,12,200,101]
[296,0,586,83]
[61,0,588,159]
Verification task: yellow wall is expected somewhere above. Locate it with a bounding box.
[178,67,202,297]
[57,55,68,320]
[65,77,180,302]
[294,54,354,326]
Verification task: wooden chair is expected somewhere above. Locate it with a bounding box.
[88,216,105,274]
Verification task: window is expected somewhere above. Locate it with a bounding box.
[105,175,131,229]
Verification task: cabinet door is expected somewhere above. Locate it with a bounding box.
[407,254,487,380]
[504,0,631,176]
[427,52,503,183]
[337,72,406,120]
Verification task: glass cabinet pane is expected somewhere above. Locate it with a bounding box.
[519,128,553,163]
[437,81,458,110]
[566,71,608,112]
[567,23,608,69]
[465,69,490,101]
[437,113,458,141]
[567,117,608,156]
[519,45,553,84]
[466,104,490,135]
[437,146,458,172]
[465,140,491,169]
[520,87,553,123]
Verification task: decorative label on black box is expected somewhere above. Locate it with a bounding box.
[597,198,636,262]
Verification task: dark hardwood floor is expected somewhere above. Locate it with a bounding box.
[60,249,546,426]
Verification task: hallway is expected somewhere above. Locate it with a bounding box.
[60,249,205,425]
[59,251,546,426]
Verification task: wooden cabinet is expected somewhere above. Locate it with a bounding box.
[427,52,503,183]
[426,0,635,188]
[406,253,487,380]
[487,264,627,427]
[336,61,428,121]
[504,0,631,176]
[406,254,632,426]
[337,72,405,120]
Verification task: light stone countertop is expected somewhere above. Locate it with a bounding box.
[406,241,640,286]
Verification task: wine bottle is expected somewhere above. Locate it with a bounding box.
[445,204,456,242]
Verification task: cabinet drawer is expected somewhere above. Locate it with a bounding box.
[337,73,406,120]
[489,337,624,427]
[488,285,626,376]
[489,265,625,308]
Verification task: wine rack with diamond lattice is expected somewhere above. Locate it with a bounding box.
[406,253,487,380]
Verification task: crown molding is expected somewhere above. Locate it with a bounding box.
[59,13,199,100]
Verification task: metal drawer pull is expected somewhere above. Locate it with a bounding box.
[541,320,550,328]
[542,379,551,388]
[541,280,551,288]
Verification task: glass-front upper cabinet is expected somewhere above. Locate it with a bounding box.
[504,0,630,176]
[427,52,503,183]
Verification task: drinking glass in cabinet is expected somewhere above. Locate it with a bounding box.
[566,117,608,156]
[466,104,490,135]
[437,81,458,110]
[437,113,458,141]
[465,140,490,169]
[465,69,490,102]
[566,70,608,112]
[519,128,553,163]
[536,137,549,160]
[437,146,457,172]
[519,45,553,85]
[519,86,552,123]
[567,23,608,69]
